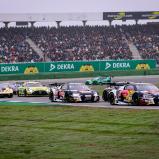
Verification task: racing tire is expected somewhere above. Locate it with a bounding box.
[85,81,90,85]
[64,91,76,103]
[17,91,21,97]
[64,99,69,103]
[132,93,140,106]
[109,93,115,105]
[24,89,27,97]
[102,90,109,102]
[95,96,100,102]
[63,96,69,103]
[92,81,98,85]
[49,91,55,102]
[64,92,70,103]
[8,93,13,98]
[154,99,159,106]
[91,96,100,102]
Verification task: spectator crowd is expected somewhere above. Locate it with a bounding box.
[123,24,159,64]
[29,26,132,61]
[0,27,42,63]
[0,24,158,63]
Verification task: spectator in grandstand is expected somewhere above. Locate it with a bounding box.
[29,25,133,61]
[0,27,42,63]
[123,24,159,63]
[2,24,159,63]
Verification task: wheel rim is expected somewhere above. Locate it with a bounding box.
[49,92,54,102]
[103,91,108,101]
[24,90,27,96]
[51,94,54,102]
[133,95,139,105]
[110,95,115,105]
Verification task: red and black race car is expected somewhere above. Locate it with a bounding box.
[49,82,100,102]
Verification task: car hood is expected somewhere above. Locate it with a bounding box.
[140,90,159,95]
[27,87,48,90]
[0,87,13,93]
[86,80,92,82]
[79,90,92,93]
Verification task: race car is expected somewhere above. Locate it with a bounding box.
[85,76,112,85]
[17,81,50,96]
[102,81,130,102]
[0,83,14,98]
[49,82,100,102]
[4,81,24,95]
[108,83,159,106]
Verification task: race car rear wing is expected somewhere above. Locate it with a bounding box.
[48,83,65,87]
[108,81,131,86]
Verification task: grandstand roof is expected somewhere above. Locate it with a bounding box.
[0,13,102,22]
[0,11,159,23]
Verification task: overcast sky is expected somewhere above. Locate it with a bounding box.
[0,0,159,13]
[0,0,158,27]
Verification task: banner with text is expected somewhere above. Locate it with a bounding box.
[100,60,156,71]
[0,60,156,75]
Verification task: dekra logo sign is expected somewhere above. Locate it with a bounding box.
[49,63,74,71]
[105,62,130,70]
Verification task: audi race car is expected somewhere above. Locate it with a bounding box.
[85,76,112,85]
[0,83,14,98]
[102,81,130,102]
[49,82,100,102]
[108,83,159,106]
[17,81,50,96]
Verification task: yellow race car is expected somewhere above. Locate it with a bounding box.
[0,83,14,98]
[17,81,50,97]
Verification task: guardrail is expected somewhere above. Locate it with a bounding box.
[0,69,158,81]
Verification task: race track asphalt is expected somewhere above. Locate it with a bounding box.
[0,75,159,110]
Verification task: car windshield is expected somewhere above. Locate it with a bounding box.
[93,77,100,80]
[16,82,24,87]
[69,83,90,91]
[136,84,159,91]
[0,83,9,88]
[26,82,43,87]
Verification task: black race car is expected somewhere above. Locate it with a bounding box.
[49,83,100,102]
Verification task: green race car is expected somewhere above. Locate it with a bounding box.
[85,76,112,85]
[17,81,50,96]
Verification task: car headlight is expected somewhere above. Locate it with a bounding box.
[46,88,50,93]
[27,88,33,93]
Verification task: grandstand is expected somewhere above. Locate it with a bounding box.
[0,12,159,63]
